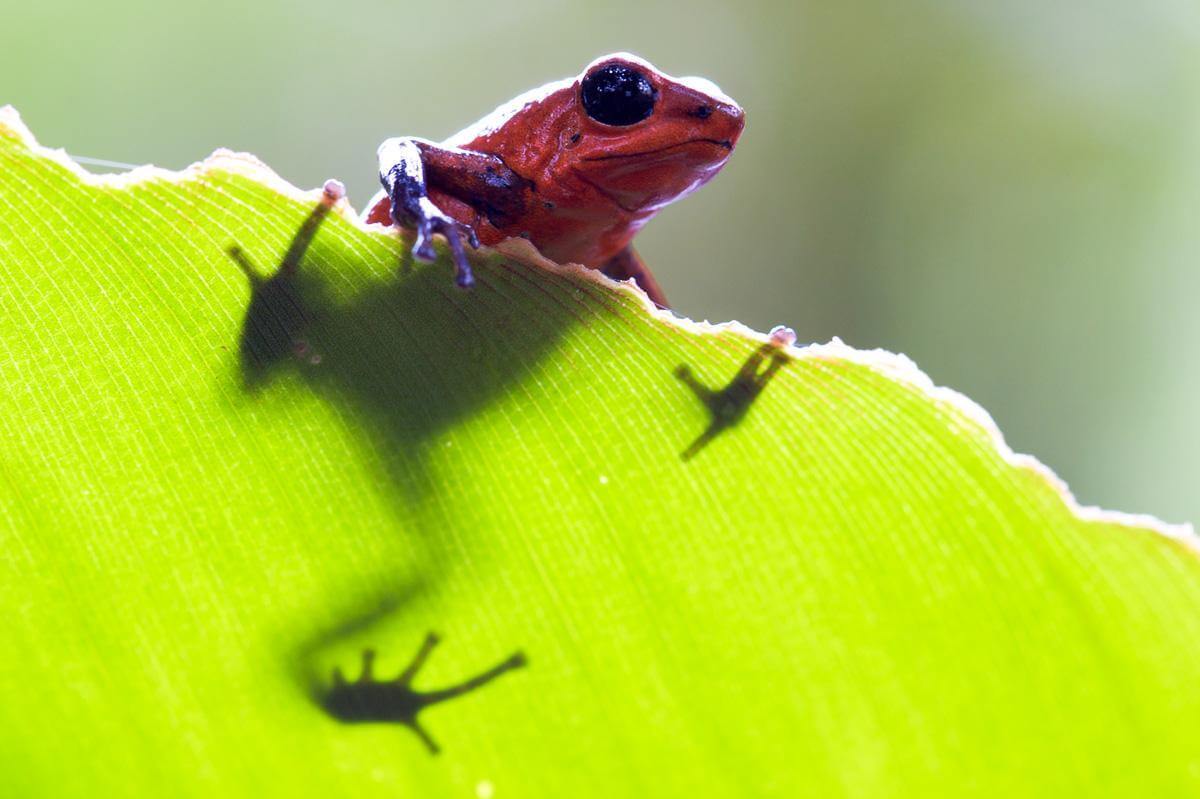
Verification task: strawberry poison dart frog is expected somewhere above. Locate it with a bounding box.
[364,53,744,307]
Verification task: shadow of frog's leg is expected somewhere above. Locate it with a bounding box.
[675,365,720,412]
[404,718,441,755]
[394,632,441,687]
[418,651,527,706]
[681,423,722,462]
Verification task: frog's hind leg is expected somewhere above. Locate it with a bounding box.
[600,246,669,308]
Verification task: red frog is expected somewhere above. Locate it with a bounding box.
[364,53,744,307]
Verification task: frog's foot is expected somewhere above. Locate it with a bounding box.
[378,136,482,289]
[767,325,797,348]
[408,205,480,290]
[321,178,346,204]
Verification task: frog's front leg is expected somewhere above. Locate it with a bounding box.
[378,137,482,288]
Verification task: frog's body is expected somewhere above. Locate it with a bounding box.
[365,53,744,307]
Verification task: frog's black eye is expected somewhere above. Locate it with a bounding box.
[581,64,658,126]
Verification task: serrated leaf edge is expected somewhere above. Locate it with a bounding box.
[2,104,1191,547]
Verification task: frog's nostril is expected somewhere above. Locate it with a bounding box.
[692,104,714,119]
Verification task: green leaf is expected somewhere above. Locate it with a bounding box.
[1,106,1198,797]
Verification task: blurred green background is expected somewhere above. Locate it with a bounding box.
[4,0,1197,525]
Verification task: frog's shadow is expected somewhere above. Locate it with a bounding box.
[231,198,575,501]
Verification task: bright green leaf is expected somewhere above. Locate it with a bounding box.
[1,106,1198,798]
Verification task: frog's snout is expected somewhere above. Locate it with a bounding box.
[675,74,744,141]
[709,101,745,150]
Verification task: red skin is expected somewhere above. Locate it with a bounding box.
[365,53,744,306]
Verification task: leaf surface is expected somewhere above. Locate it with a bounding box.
[1,107,1198,797]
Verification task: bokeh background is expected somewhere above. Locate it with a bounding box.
[5,0,1197,525]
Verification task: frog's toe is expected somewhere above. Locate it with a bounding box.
[412,237,437,263]
[445,234,476,289]
[455,267,475,290]
[428,216,477,289]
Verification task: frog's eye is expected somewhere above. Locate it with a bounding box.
[581,64,658,126]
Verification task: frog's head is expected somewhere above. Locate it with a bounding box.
[567,53,744,214]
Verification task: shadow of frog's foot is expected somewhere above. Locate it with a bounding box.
[322,632,527,755]
[676,331,794,460]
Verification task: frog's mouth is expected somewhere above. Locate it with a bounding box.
[581,138,734,163]
[574,138,734,213]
